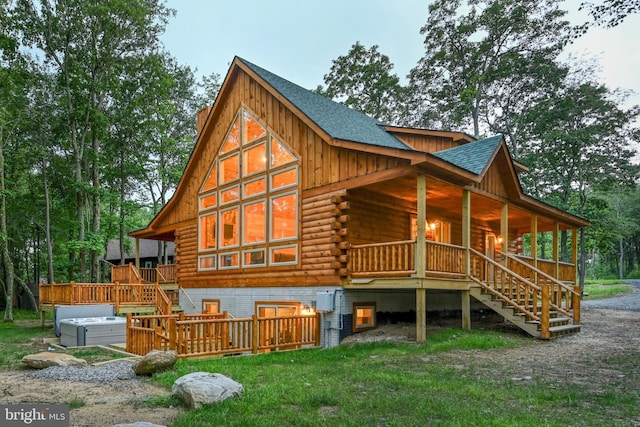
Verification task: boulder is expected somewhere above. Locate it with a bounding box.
[21,351,87,369]
[172,372,243,409]
[132,350,178,375]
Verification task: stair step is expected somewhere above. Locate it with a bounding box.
[549,323,581,337]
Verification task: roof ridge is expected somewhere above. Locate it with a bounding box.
[432,134,504,175]
[236,57,412,151]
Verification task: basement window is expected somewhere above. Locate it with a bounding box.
[353,302,377,332]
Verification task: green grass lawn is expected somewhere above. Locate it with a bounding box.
[583,279,634,300]
[148,329,638,427]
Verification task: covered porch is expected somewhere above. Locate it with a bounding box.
[339,172,586,341]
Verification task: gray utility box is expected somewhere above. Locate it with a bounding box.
[59,316,126,347]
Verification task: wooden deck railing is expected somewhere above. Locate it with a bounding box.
[514,256,576,283]
[39,281,157,313]
[126,312,320,357]
[349,240,467,278]
[111,263,176,284]
[350,240,415,277]
[425,241,466,277]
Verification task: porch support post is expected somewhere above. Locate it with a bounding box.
[461,290,471,330]
[553,222,559,279]
[571,228,578,286]
[416,288,427,343]
[500,203,509,267]
[462,190,471,277]
[416,174,427,277]
[530,215,538,284]
[135,238,141,270]
[416,175,427,343]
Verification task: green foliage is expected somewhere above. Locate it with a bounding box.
[317,42,405,124]
[148,329,638,427]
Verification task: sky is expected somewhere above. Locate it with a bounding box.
[161,0,640,116]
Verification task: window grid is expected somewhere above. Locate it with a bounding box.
[197,107,299,271]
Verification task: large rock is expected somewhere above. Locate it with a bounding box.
[22,351,87,369]
[132,350,178,375]
[172,372,243,409]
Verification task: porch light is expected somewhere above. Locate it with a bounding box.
[301,305,315,315]
[497,236,503,244]
[429,222,437,230]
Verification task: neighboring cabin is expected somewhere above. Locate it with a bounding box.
[130,57,588,346]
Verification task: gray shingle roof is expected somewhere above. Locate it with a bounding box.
[432,134,503,175]
[238,57,411,151]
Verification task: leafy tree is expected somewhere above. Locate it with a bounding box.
[13,0,174,281]
[521,80,639,286]
[316,42,404,124]
[575,0,640,34]
[407,0,570,144]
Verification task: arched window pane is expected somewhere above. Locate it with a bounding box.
[220,208,239,247]
[221,116,240,154]
[201,163,217,192]
[243,109,266,144]
[243,178,266,198]
[243,201,266,244]
[271,193,297,240]
[200,193,217,210]
[199,213,217,250]
[243,143,266,176]
[271,137,295,167]
[271,167,297,190]
[220,154,239,184]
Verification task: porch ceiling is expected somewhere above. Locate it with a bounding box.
[360,174,570,233]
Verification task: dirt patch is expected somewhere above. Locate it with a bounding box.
[1,307,638,426]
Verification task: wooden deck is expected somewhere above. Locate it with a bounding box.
[39,264,178,319]
[346,240,581,339]
[126,312,320,357]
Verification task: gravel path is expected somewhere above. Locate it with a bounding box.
[582,279,640,311]
[28,360,137,383]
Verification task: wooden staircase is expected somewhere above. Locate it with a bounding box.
[468,249,581,339]
[112,263,181,315]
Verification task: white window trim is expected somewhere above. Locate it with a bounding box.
[242,176,267,199]
[218,251,240,270]
[269,190,298,243]
[269,165,299,192]
[219,185,240,206]
[270,244,298,266]
[242,199,267,245]
[198,212,217,252]
[219,206,240,249]
[242,141,267,179]
[198,254,217,271]
[242,248,266,268]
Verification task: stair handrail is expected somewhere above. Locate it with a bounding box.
[155,283,172,316]
[503,253,579,296]
[468,248,541,322]
[180,286,196,308]
[503,252,580,321]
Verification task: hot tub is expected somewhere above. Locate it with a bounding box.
[59,316,126,347]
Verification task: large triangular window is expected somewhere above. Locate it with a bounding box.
[198,107,300,271]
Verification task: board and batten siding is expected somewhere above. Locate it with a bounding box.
[156,68,406,231]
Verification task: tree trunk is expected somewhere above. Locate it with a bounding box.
[42,161,54,283]
[0,128,15,321]
[90,133,101,283]
[619,238,624,280]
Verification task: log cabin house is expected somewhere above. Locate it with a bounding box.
[127,56,588,347]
